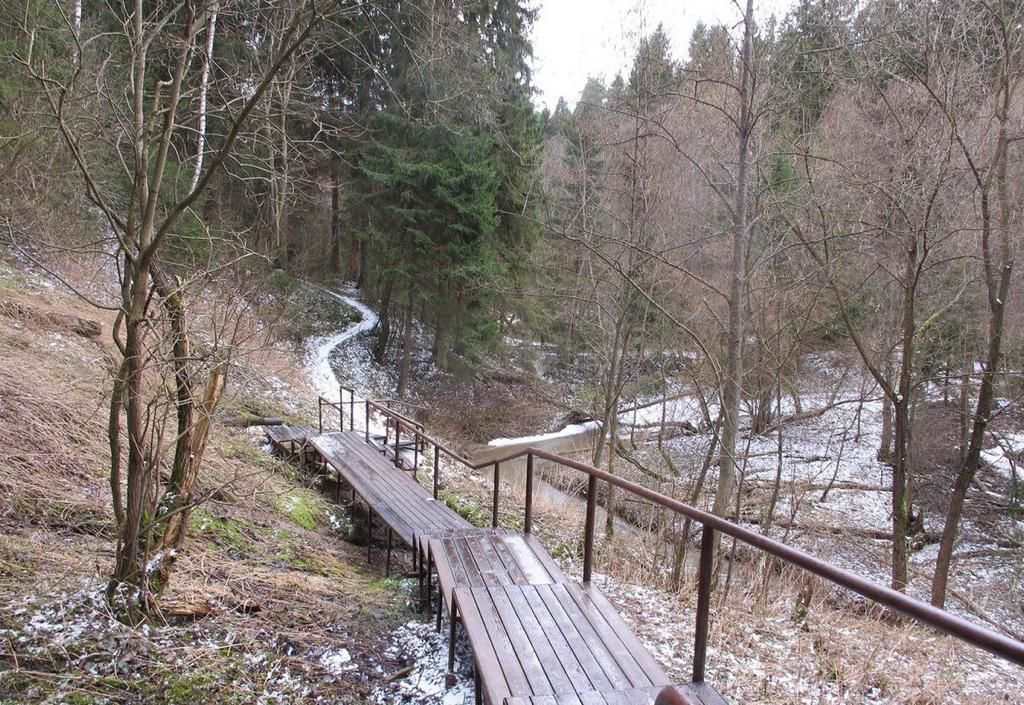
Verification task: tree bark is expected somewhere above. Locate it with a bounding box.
[397,294,414,399]
[373,279,394,363]
[932,67,1014,607]
[330,176,342,274]
[713,0,755,523]
[190,1,219,193]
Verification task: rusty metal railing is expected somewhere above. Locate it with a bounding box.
[316,395,344,433]
[329,389,1024,680]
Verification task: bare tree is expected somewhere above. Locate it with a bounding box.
[18,0,322,618]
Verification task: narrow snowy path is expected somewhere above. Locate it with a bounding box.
[305,286,379,402]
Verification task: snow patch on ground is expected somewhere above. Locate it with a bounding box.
[489,420,602,447]
[371,619,474,705]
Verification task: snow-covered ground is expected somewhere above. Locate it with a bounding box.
[305,298,1024,703]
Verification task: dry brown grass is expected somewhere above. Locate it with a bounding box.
[0,275,418,704]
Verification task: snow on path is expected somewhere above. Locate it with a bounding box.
[305,286,378,402]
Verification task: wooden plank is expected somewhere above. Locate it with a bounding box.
[541,584,634,692]
[468,533,514,586]
[476,586,553,697]
[523,533,568,582]
[505,686,699,705]
[502,534,557,584]
[571,583,671,688]
[502,585,579,694]
[556,584,658,689]
[455,587,528,700]
[452,588,511,705]
[520,584,608,693]
[310,431,470,548]
[684,682,729,705]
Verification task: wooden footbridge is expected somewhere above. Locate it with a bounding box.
[264,388,1024,704]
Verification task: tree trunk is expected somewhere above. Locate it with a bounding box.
[958,340,971,462]
[713,0,755,522]
[931,82,1014,607]
[348,232,361,282]
[190,1,218,192]
[373,280,394,363]
[330,177,342,274]
[879,354,894,461]
[397,295,414,399]
[890,237,919,592]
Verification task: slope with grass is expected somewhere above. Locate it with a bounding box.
[0,274,422,704]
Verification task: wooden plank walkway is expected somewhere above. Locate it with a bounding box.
[269,424,725,705]
[449,582,713,705]
[265,424,313,458]
[426,528,565,628]
[308,431,471,548]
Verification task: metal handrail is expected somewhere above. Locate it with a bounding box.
[334,390,1024,674]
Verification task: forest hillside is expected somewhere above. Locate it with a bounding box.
[1,0,1023,703]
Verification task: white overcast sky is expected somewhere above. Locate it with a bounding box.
[529,0,795,112]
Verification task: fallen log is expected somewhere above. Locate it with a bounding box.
[745,479,889,493]
[738,514,940,543]
[0,295,102,338]
[222,415,284,427]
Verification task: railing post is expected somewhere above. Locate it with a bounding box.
[582,475,598,582]
[524,453,534,534]
[349,389,354,431]
[433,445,440,499]
[492,463,500,528]
[413,430,420,475]
[339,400,344,432]
[364,400,370,442]
[693,526,715,683]
[394,422,401,468]
[317,398,323,434]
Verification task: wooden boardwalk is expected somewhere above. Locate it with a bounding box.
[269,424,725,705]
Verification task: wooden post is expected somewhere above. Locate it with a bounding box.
[317,399,323,434]
[446,598,459,686]
[394,422,401,468]
[433,445,440,499]
[349,389,354,431]
[693,526,715,682]
[583,474,598,582]
[386,528,393,576]
[413,430,420,477]
[366,507,374,562]
[364,400,370,443]
[524,453,534,534]
[492,463,500,528]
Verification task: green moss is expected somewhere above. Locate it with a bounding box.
[166,671,216,703]
[369,575,405,594]
[276,489,326,531]
[550,536,584,561]
[267,269,301,294]
[281,286,360,343]
[439,489,489,528]
[289,552,354,581]
[189,508,252,554]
